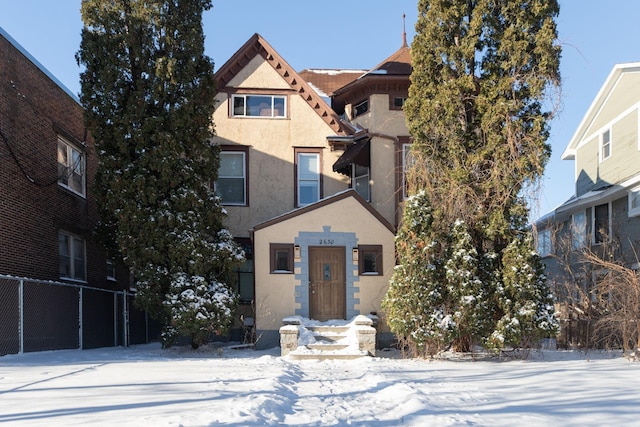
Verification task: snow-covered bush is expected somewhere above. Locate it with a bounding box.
[163,273,238,349]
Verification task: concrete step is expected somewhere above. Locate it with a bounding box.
[306,343,349,351]
[287,350,368,361]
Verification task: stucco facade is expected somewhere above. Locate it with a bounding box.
[212,33,411,349]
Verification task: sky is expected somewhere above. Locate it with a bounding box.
[2,1,640,220]
[2,341,640,425]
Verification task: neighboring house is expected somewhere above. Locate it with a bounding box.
[536,63,640,343]
[212,33,411,348]
[0,27,146,354]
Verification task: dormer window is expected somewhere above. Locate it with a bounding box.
[392,97,407,110]
[353,99,369,118]
[231,94,286,118]
[600,129,611,161]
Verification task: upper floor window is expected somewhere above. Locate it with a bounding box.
[571,211,587,250]
[296,149,321,206]
[353,164,370,202]
[600,129,611,161]
[537,228,552,257]
[593,202,611,244]
[215,149,247,206]
[629,186,640,217]
[106,259,116,281]
[232,94,285,118]
[392,96,407,110]
[59,231,86,281]
[353,99,369,118]
[57,137,85,196]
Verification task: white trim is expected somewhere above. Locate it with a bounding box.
[562,63,640,160]
[628,185,640,217]
[599,128,611,162]
[57,137,86,198]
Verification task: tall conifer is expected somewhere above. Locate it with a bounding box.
[384,0,560,354]
[77,0,243,347]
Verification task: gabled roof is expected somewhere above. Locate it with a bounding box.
[562,62,640,160]
[215,33,355,136]
[251,189,395,234]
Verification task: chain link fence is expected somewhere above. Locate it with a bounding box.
[0,274,160,356]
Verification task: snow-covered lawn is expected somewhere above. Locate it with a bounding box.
[1,343,639,426]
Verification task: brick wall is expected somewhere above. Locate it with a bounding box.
[0,32,124,290]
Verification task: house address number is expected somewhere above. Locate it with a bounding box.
[318,239,334,245]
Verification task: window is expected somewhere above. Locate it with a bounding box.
[392,96,407,110]
[215,150,247,205]
[296,150,321,206]
[358,245,383,275]
[593,203,610,244]
[106,259,116,281]
[352,164,370,201]
[57,137,85,196]
[235,241,254,302]
[353,99,369,118]
[537,228,552,257]
[231,94,285,118]
[601,129,611,161]
[270,244,293,273]
[629,186,640,217]
[59,231,86,281]
[571,211,587,250]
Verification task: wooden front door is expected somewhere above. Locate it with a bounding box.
[308,246,346,321]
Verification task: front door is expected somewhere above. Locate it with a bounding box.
[308,246,346,321]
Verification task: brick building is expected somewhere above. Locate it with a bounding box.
[0,27,155,355]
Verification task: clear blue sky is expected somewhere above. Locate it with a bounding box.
[2,1,639,220]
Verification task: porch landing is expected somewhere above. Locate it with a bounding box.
[280,315,377,360]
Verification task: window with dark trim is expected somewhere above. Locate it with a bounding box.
[215,146,248,206]
[392,96,407,110]
[231,94,286,118]
[270,243,294,273]
[353,99,369,118]
[295,148,322,206]
[59,231,86,281]
[106,259,116,281]
[358,245,382,275]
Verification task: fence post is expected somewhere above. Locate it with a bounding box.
[79,287,83,349]
[122,291,129,347]
[18,279,24,354]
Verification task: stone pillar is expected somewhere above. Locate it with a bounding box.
[279,324,299,356]
[355,315,376,356]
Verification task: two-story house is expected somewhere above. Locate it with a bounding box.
[0,27,151,355]
[212,34,412,348]
[537,62,640,346]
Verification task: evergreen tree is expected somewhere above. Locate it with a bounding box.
[77,0,244,347]
[383,191,455,356]
[488,233,558,350]
[385,0,560,354]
